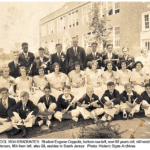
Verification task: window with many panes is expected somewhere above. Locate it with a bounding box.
[68,10,78,28]
[41,24,47,36]
[114,27,120,47]
[142,12,150,31]
[57,16,65,32]
[48,21,55,34]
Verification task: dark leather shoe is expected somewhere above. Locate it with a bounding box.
[9,129,21,135]
[21,128,27,137]
[128,113,133,119]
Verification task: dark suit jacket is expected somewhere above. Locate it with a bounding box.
[51,52,67,74]
[86,52,102,69]
[66,46,86,73]
[77,93,103,111]
[8,61,20,78]
[141,91,150,104]
[56,94,75,111]
[103,53,119,71]
[120,90,143,104]
[0,97,16,118]
[32,56,51,76]
[117,54,135,70]
[18,52,35,74]
[101,89,120,105]
[38,95,56,110]
[8,100,39,119]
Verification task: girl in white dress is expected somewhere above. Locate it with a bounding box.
[0,66,16,95]
[131,61,148,95]
[46,62,69,100]
[86,61,104,99]
[32,66,49,104]
[68,61,86,100]
[116,60,132,93]
[135,48,150,75]
[102,61,119,91]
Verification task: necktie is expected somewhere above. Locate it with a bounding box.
[15,61,18,68]
[58,53,61,62]
[3,100,7,109]
[93,52,96,60]
[23,103,26,110]
[25,54,28,62]
[128,95,131,103]
[109,53,111,60]
[75,47,77,57]
[46,97,49,105]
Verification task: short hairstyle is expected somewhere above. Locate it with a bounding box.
[0,87,8,93]
[20,91,29,97]
[107,44,113,48]
[134,61,143,68]
[124,83,132,89]
[145,83,150,88]
[74,61,80,67]
[91,42,98,46]
[13,50,19,54]
[72,37,78,41]
[22,42,28,47]
[107,81,114,86]
[56,43,62,48]
[44,86,51,91]
[38,66,44,72]
[86,85,94,91]
[1,66,10,73]
[63,85,71,90]
[52,62,60,71]
[19,66,27,74]
[122,47,129,51]
[90,60,98,68]
[141,47,148,54]
[38,47,45,51]
[120,60,128,67]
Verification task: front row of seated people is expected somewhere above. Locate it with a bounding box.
[1,81,150,137]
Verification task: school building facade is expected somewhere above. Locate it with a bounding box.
[39,2,150,56]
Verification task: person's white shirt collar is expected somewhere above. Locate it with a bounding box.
[73,46,78,50]
[2,98,8,109]
[40,57,43,62]
[57,52,61,57]
[23,52,28,57]
[127,91,133,96]
[92,51,97,56]
[62,94,71,100]
[108,52,112,59]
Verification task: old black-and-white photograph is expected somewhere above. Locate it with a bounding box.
[0,1,150,141]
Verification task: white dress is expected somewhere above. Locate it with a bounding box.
[116,69,132,93]
[130,70,146,94]
[86,69,104,99]
[68,70,86,100]
[46,72,69,100]
[102,70,119,91]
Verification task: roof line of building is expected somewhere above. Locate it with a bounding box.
[39,1,90,26]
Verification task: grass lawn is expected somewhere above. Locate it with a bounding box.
[5,111,145,138]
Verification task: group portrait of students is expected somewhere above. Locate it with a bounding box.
[1,37,150,137]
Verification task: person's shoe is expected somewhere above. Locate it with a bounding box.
[46,120,51,127]
[107,115,112,121]
[101,115,107,122]
[72,117,78,122]
[123,113,127,120]
[18,125,27,137]
[38,120,44,126]
[128,113,133,119]
[9,128,21,135]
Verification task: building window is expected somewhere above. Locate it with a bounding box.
[142,12,150,31]
[48,21,55,34]
[41,24,47,36]
[68,10,78,28]
[145,15,149,29]
[101,2,120,17]
[145,41,150,50]
[107,28,113,44]
[57,16,65,32]
[82,4,92,25]
[114,27,120,47]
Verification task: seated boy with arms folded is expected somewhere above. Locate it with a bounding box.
[77,85,104,123]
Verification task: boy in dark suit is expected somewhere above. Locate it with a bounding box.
[103,44,119,71]
[120,83,143,119]
[18,42,35,75]
[51,44,67,74]
[66,37,86,73]
[32,47,51,76]
[8,91,39,137]
[86,42,103,69]
[141,83,150,117]
[8,50,21,78]
[77,85,104,123]
[36,86,56,127]
[0,87,16,134]
[54,85,79,122]
[101,82,120,121]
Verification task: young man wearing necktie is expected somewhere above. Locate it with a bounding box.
[86,42,103,69]
[8,91,39,137]
[66,37,86,73]
[120,83,143,119]
[36,86,56,127]
[101,82,121,122]
[51,44,67,74]
[77,85,104,123]
[0,87,16,134]
[141,83,150,117]
[32,47,51,76]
